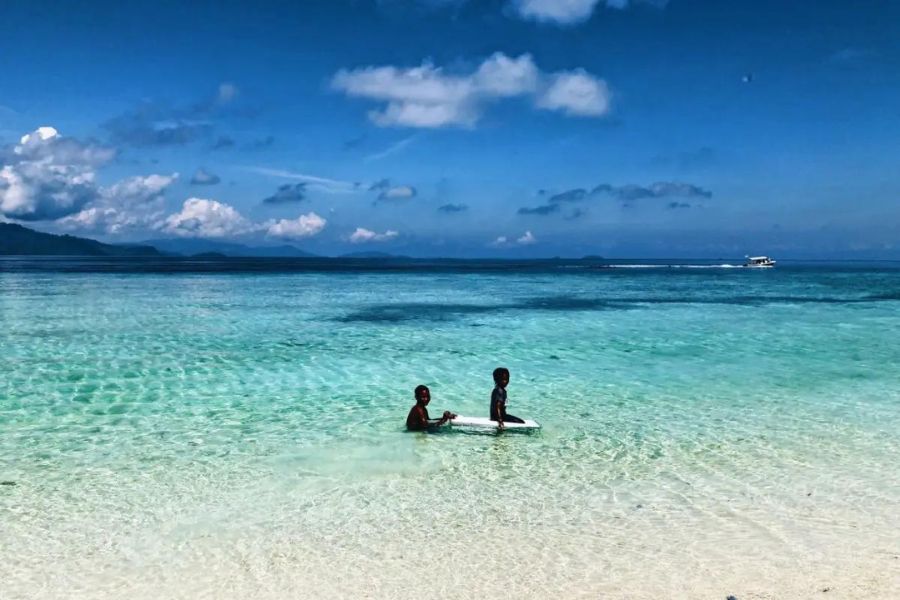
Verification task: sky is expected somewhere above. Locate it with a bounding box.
[1,0,899,258]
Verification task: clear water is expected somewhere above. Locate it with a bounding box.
[2,260,899,599]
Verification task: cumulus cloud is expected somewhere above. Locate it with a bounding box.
[190,168,221,185]
[332,60,478,128]
[473,52,540,97]
[517,230,537,244]
[11,126,116,166]
[537,70,610,116]
[332,52,609,128]
[262,183,307,204]
[0,127,115,221]
[151,198,328,240]
[509,0,669,25]
[265,212,326,239]
[0,163,98,221]
[438,203,468,213]
[349,227,399,243]
[161,198,255,238]
[57,173,178,235]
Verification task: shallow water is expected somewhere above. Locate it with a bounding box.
[2,260,899,599]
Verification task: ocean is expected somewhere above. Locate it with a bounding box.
[2,258,899,599]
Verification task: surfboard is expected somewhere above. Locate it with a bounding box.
[449,415,541,430]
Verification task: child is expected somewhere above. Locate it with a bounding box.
[490,367,525,430]
[406,384,456,431]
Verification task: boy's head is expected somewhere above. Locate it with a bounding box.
[492,367,510,387]
[414,385,431,405]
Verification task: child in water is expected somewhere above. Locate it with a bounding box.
[406,384,456,431]
[490,367,525,430]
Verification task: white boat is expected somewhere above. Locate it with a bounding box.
[744,255,776,268]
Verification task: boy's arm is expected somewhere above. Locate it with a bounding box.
[429,411,455,426]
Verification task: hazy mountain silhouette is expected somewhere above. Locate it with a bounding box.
[0,223,160,256]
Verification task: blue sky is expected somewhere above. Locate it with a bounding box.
[1,0,898,257]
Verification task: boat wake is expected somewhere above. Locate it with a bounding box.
[604,264,744,269]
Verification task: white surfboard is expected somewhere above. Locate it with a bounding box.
[449,415,541,430]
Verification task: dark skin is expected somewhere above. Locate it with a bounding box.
[406,388,456,431]
[494,371,510,430]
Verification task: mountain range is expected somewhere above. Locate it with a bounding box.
[141,237,317,257]
[0,223,321,257]
[0,223,160,256]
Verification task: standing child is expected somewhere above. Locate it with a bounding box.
[490,367,525,430]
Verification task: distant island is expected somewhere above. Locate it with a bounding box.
[142,237,318,258]
[0,223,321,258]
[339,251,412,259]
[0,223,160,257]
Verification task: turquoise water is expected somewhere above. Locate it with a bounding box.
[2,260,899,598]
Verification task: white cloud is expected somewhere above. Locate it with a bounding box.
[511,0,599,25]
[517,230,537,244]
[333,61,473,103]
[378,185,417,201]
[349,227,399,243]
[332,52,608,128]
[492,231,537,246]
[105,173,176,201]
[473,53,540,97]
[266,212,327,239]
[18,126,59,147]
[0,127,115,221]
[369,100,477,128]
[509,0,668,24]
[0,163,95,221]
[162,198,254,238]
[537,70,610,116]
[152,199,329,241]
[57,173,178,235]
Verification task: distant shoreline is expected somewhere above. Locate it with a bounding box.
[2,255,899,275]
